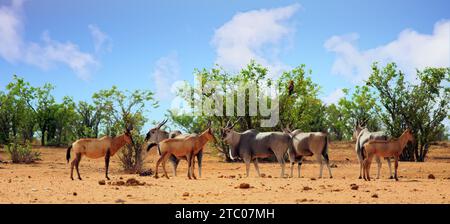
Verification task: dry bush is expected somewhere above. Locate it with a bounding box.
[6,143,40,163]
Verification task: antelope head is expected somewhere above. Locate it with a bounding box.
[145,118,168,142]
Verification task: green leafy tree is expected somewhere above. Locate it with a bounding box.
[92,86,158,172]
[368,63,449,161]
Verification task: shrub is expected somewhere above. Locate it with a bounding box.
[118,133,143,173]
[6,143,41,163]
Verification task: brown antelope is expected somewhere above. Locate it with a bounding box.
[66,126,133,180]
[142,119,204,177]
[362,128,414,181]
[148,121,215,179]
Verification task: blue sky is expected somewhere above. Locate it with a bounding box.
[1,0,449,131]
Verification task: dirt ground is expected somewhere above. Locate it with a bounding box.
[0,141,449,204]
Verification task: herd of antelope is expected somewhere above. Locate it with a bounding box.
[66,118,415,182]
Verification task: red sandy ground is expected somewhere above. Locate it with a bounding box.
[0,141,449,204]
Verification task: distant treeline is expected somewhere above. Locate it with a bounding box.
[1,61,448,162]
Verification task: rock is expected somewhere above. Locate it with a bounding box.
[125,178,140,186]
[73,192,77,196]
[260,173,266,178]
[428,174,435,179]
[98,180,106,185]
[310,178,316,181]
[182,192,190,197]
[350,184,359,190]
[303,186,312,191]
[267,175,272,178]
[330,164,338,168]
[115,181,125,186]
[372,194,379,198]
[139,169,153,176]
[239,183,251,189]
[31,188,37,192]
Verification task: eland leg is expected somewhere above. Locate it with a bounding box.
[191,153,197,180]
[186,153,192,179]
[197,150,203,178]
[386,157,393,179]
[170,156,179,177]
[245,160,251,177]
[105,149,111,180]
[253,158,261,177]
[323,152,333,178]
[394,156,399,181]
[75,153,82,180]
[316,154,324,178]
[298,156,304,178]
[376,156,382,179]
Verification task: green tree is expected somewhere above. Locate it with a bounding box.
[368,63,449,161]
[92,86,158,172]
[277,65,325,132]
[0,75,36,144]
[336,86,380,139]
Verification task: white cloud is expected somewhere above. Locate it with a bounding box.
[211,3,301,78]
[325,20,450,83]
[0,0,98,80]
[323,88,345,105]
[151,53,180,100]
[89,24,112,53]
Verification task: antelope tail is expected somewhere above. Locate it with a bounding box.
[66,145,72,163]
[322,136,330,162]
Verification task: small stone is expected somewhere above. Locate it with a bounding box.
[350,184,359,190]
[372,194,379,198]
[428,174,435,179]
[330,164,338,168]
[98,180,106,185]
[239,183,251,189]
[303,186,312,191]
[182,192,190,197]
[115,199,126,203]
[73,192,77,196]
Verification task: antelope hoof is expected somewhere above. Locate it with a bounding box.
[389,176,394,179]
[78,177,82,180]
[395,178,399,181]
[106,176,110,180]
[330,176,333,179]
[165,176,170,179]
[71,177,74,180]
[358,176,362,179]
[154,175,159,179]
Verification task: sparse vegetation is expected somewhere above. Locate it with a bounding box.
[6,143,40,163]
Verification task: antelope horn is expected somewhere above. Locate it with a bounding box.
[225,119,232,129]
[286,123,293,133]
[230,117,242,129]
[157,118,168,129]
